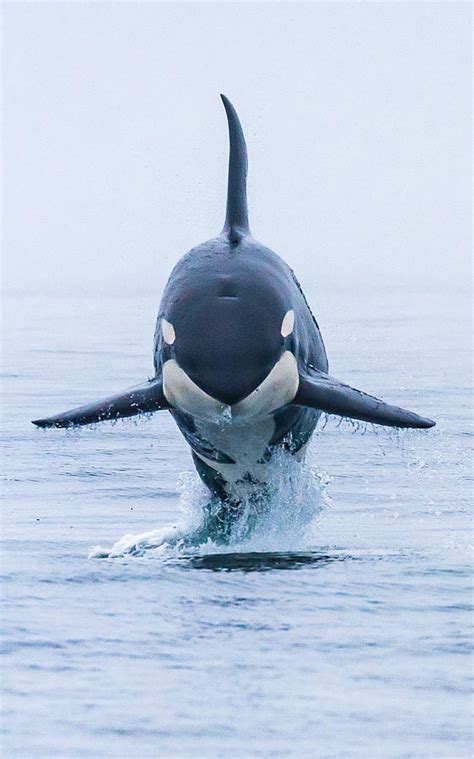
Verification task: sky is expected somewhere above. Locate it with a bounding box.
[2,1,471,295]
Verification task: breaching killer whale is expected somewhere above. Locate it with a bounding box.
[33,95,435,504]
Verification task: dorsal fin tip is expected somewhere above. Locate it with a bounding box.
[220,94,250,239]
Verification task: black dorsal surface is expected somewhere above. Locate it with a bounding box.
[221,94,249,244]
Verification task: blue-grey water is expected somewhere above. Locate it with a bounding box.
[2,288,472,758]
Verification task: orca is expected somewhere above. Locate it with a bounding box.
[33,95,435,503]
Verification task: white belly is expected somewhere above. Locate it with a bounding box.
[193,415,275,487]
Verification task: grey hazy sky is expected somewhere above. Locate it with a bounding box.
[2,1,471,295]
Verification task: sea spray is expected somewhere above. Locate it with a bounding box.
[89,444,330,559]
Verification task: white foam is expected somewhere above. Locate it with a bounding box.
[89,445,330,559]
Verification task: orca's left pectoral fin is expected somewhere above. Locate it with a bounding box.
[32,377,170,429]
[294,370,435,429]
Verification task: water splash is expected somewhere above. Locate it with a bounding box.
[89,447,330,559]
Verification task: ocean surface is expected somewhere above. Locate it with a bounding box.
[2,288,472,758]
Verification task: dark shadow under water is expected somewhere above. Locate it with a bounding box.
[181,550,350,573]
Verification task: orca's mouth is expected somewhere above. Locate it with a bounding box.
[174,352,281,407]
[162,351,299,421]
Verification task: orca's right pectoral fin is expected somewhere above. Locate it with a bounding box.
[294,370,435,429]
[32,377,170,428]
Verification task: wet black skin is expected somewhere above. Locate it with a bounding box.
[154,234,328,404]
[153,232,328,500]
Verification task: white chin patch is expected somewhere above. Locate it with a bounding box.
[162,319,176,345]
[232,351,299,418]
[162,351,299,421]
[162,360,228,420]
[281,309,295,337]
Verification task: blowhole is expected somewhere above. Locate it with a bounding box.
[217,278,239,299]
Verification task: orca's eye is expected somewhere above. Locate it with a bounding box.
[280,309,295,337]
[162,319,176,345]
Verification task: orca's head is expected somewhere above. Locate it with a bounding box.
[159,251,299,415]
[157,94,302,419]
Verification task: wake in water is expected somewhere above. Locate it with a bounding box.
[89,447,330,559]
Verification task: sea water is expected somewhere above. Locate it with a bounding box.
[2,288,472,757]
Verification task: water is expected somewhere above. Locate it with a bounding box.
[2,288,472,757]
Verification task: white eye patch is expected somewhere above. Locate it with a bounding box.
[280,309,295,337]
[162,319,176,345]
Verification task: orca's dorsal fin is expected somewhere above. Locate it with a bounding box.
[32,377,169,428]
[220,94,249,243]
[294,369,435,429]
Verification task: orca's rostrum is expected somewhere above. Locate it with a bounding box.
[33,95,435,503]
